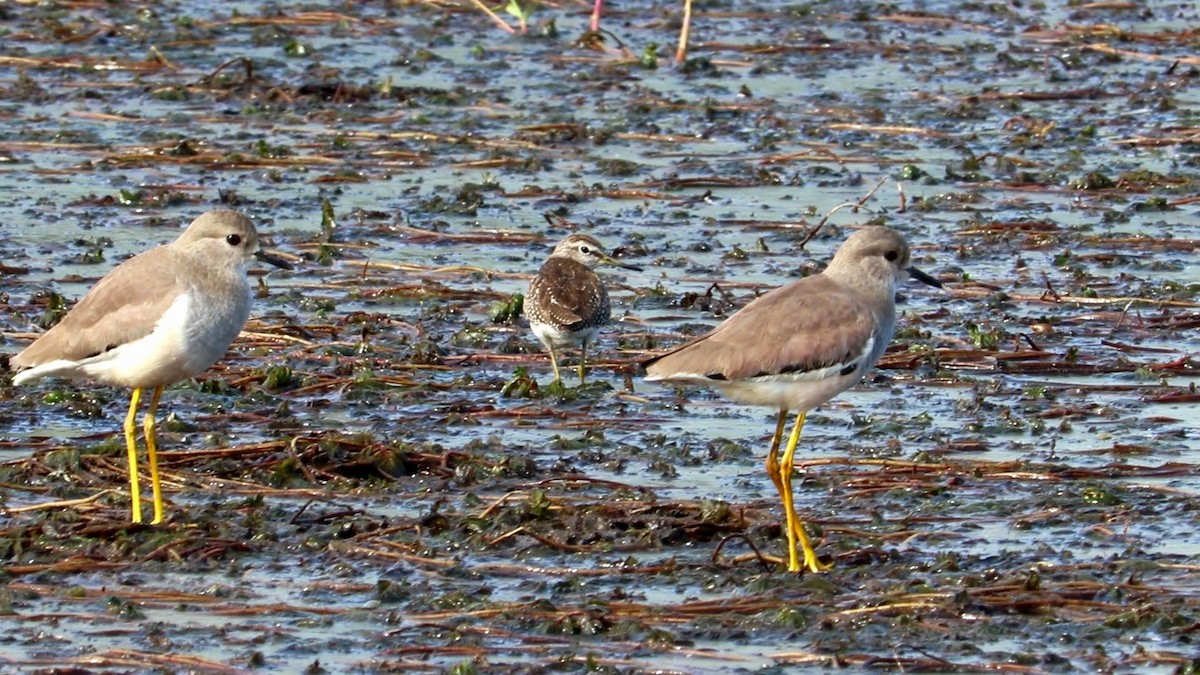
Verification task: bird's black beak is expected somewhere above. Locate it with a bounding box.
[255,248,294,270]
[597,252,643,272]
[908,266,942,288]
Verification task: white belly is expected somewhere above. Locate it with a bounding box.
[716,369,864,412]
[17,283,252,389]
[531,321,598,351]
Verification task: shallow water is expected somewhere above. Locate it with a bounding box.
[1,0,1199,672]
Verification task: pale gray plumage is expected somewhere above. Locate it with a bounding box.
[643,227,934,404]
[642,226,941,573]
[9,209,291,525]
[11,211,287,388]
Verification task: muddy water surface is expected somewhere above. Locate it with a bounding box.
[1,1,1198,672]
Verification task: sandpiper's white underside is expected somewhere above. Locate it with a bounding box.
[531,321,598,351]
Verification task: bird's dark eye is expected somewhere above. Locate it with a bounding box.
[226,234,242,246]
[580,245,591,254]
[884,250,898,262]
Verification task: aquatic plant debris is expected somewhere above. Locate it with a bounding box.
[0,0,1198,671]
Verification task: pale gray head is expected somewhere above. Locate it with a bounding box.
[175,210,292,271]
[823,226,940,293]
[549,234,642,271]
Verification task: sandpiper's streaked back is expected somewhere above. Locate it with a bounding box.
[526,234,641,384]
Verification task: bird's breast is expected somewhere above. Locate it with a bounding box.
[180,279,252,369]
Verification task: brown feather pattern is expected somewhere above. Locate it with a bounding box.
[10,246,183,368]
[642,273,881,382]
[526,256,611,333]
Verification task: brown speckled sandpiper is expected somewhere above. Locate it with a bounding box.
[526,234,641,384]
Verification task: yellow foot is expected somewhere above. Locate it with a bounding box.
[760,551,832,574]
[797,550,833,574]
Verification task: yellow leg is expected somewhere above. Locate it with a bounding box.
[766,409,802,571]
[143,385,165,525]
[124,388,144,524]
[547,344,563,384]
[765,410,788,499]
[767,410,807,571]
[780,411,831,573]
[577,341,588,383]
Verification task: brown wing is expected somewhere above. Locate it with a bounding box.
[642,275,879,381]
[11,246,184,367]
[526,257,608,329]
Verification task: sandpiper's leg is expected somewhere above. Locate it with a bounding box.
[590,0,602,32]
[781,411,830,573]
[124,388,144,524]
[547,343,563,384]
[577,341,588,383]
[143,385,165,525]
